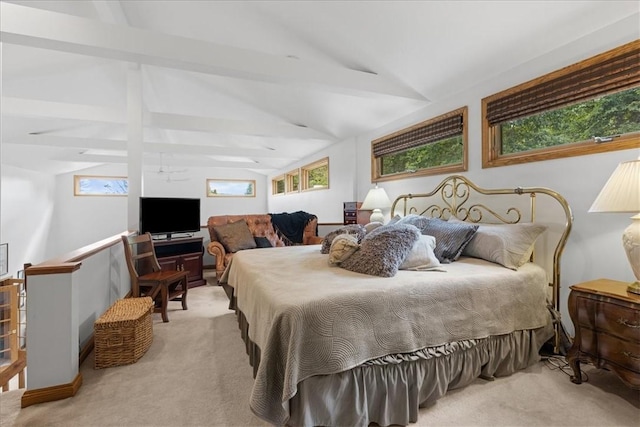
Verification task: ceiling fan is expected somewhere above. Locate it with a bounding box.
[154,153,189,182]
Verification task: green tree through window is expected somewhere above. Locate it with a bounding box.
[501,87,640,154]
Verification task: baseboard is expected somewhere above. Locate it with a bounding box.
[21,373,83,408]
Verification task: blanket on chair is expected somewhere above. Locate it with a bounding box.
[269,211,316,245]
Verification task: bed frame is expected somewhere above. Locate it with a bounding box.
[390,174,573,352]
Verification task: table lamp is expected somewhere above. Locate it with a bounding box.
[361,184,392,224]
[589,159,640,294]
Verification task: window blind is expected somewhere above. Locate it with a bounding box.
[373,113,463,157]
[486,41,640,125]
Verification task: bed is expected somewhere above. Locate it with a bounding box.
[219,175,573,427]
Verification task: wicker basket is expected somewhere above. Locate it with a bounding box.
[94,297,154,369]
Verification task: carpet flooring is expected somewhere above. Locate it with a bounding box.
[0,274,638,426]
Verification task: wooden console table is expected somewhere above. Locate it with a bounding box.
[153,236,205,288]
[567,278,640,389]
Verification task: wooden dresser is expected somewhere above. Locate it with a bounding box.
[567,279,640,389]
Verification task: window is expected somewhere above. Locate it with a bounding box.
[371,107,468,182]
[206,179,255,197]
[74,175,128,196]
[286,169,300,193]
[482,40,640,168]
[301,157,329,191]
[272,175,285,195]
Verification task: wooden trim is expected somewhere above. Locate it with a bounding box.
[79,337,94,366]
[21,373,83,408]
[26,262,82,276]
[483,132,640,169]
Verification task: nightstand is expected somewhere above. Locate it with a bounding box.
[567,279,640,389]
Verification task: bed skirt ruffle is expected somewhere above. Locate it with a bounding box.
[228,290,553,427]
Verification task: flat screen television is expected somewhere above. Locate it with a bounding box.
[139,197,201,239]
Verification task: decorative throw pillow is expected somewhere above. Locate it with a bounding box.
[421,218,478,263]
[448,217,547,270]
[254,236,273,248]
[395,214,431,233]
[364,221,384,234]
[388,214,403,225]
[328,234,360,265]
[399,235,441,270]
[320,224,366,254]
[340,224,420,277]
[213,220,257,253]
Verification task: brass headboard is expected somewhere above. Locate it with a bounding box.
[390,175,573,349]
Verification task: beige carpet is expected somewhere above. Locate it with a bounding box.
[1,274,638,427]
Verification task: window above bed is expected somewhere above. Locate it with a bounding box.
[371,106,468,182]
[482,40,640,168]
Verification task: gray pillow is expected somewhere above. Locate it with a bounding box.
[320,224,366,254]
[213,220,257,253]
[254,236,273,248]
[448,217,547,269]
[395,214,431,232]
[340,224,420,277]
[421,218,478,263]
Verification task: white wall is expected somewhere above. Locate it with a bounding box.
[267,138,358,224]
[0,165,56,277]
[349,20,640,335]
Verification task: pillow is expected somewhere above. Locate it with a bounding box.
[421,218,478,263]
[395,214,431,232]
[213,220,257,253]
[448,217,547,270]
[399,235,441,270]
[340,224,420,277]
[328,234,360,265]
[388,214,403,225]
[320,224,366,254]
[364,221,384,234]
[254,236,273,248]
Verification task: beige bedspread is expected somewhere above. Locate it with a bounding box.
[222,245,552,424]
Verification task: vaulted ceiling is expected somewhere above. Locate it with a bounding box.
[1,1,638,176]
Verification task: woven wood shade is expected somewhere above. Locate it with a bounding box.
[486,44,640,125]
[373,114,463,157]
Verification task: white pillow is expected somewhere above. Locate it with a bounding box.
[448,217,547,270]
[400,235,441,270]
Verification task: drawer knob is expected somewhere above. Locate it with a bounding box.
[617,318,640,328]
[623,351,640,361]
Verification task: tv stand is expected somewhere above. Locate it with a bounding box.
[153,233,194,240]
[152,236,205,288]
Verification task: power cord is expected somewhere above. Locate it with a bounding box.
[541,354,589,383]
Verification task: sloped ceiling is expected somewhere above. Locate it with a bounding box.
[1,0,638,176]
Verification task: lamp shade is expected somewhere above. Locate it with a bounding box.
[360,186,392,211]
[589,160,640,213]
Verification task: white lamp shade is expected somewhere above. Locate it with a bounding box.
[589,160,640,213]
[361,186,392,211]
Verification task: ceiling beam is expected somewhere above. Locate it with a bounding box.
[3,135,299,159]
[1,96,332,140]
[0,2,425,101]
[146,112,329,139]
[53,153,275,169]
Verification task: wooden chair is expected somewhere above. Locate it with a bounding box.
[121,233,188,322]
